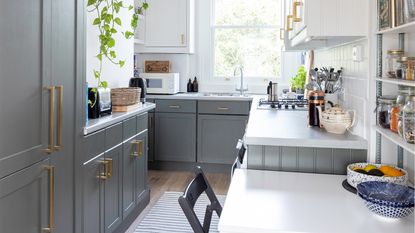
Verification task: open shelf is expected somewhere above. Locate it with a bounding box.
[375,125,414,154]
[375,77,415,87]
[376,21,415,34]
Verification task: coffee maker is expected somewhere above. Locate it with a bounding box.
[129,77,147,103]
[308,90,325,127]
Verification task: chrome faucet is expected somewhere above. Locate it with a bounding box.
[234,65,248,95]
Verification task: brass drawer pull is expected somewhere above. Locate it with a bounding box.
[44,86,55,154]
[98,160,110,180]
[105,158,113,178]
[54,86,63,151]
[286,15,293,31]
[43,166,55,233]
[293,0,303,22]
[131,140,144,157]
[168,105,181,109]
[217,107,230,111]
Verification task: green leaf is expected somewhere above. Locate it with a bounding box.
[100,81,108,88]
[119,60,125,68]
[96,53,102,61]
[87,0,97,6]
[111,28,117,33]
[90,88,97,93]
[110,50,116,58]
[93,70,100,79]
[124,30,134,39]
[128,5,134,10]
[107,38,115,47]
[143,2,149,10]
[114,17,122,26]
[103,24,110,31]
[93,18,101,25]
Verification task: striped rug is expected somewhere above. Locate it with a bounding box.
[134,192,226,233]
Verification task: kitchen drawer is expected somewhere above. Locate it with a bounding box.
[123,117,137,140]
[136,112,148,133]
[155,99,196,113]
[83,129,106,163]
[105,122,123,150]
[198,101,250,115]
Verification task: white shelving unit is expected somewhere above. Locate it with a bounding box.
[375,77,415,87]
[375,126,415,154]
[376,21,415,34]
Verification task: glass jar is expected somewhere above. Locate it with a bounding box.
[377,96,397,129]
[399,57,415,81]
[404,0,415,23]
[403,96,415,144]
[386,50,404,79]
[391,94,409,133]
[398,112,404,137]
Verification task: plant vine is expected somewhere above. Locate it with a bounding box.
[87,0,148,106]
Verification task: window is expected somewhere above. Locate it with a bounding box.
[213,0,281,79]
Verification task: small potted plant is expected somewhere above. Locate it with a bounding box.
[289,66,306,94]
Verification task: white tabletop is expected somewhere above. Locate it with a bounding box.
[219,169,414,233]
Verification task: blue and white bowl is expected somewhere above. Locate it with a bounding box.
[347,163,408,188]
[357,181,415,218]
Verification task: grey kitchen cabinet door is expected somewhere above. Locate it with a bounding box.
[197,115,248,164]
[155,113,197,162]
[148,112,155,162]
[0,0,52,179]
[104,145,123,233]
[122,136,137,218]
[0,159,50,233]
[135,132,148,201]
[82,154,105,233]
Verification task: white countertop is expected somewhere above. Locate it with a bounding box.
[84,103,156,135]
[219,169,414,233]
[147,92,253,101]
[244,96,367,149]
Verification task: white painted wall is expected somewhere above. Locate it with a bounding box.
[87,0,134,88]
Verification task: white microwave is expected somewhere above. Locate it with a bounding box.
[139,73,180,94]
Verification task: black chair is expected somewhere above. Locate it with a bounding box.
[231,139,247,176]
[178,166,223,233]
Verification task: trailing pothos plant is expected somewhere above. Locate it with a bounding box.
[87,0,148,107]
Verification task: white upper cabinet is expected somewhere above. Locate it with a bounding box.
[135,0,195,54]
[282,0,368,50]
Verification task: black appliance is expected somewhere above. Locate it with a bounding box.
[129,77,147,103]
[88,87,112,119]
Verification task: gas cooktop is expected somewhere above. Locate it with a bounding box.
[257,98,308,111]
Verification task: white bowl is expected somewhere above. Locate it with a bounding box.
[347,163,408,188]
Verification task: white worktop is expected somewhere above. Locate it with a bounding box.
[84,102,156,135]
[147,92,253,101]
[244,96,367,149]
[219,169,414,233]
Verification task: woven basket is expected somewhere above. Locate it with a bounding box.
[111,88,141,106]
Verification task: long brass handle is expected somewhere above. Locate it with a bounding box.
[280,28,285,40]
[44,87,55,154]
[217,107,230,111]
[293,0,303,22]
[54,86,63,151]
[106,158,113,178]
[286,15,293,31]
[168,105,181,109]
[131,140,144,157]
[98,160,109,180]
[43,166,55,233]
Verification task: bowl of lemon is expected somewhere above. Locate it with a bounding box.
[347,163,408,188]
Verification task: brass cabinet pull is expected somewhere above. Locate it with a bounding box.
[168,105,181,109]
[293,0,303,22]
[98,160,110,180]
[286,15,293,31]
[106,158,113,178]
[43,166,55,233]
[131,140,144,157]
[280,28,285,40]
[54,86,63,151]
[44,87,55,154]
[217,107,230,111]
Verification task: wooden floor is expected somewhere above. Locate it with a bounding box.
[125,169,231,233]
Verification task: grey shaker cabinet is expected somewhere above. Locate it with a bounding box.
[155,112,197,162]
[0,159,50,233]
[148,112,155,162]
[197,115,248,164]
[122,135,138,217]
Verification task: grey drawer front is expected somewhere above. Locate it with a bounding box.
[105,122,123,150]
[147,99,155,112]
[83,129,106,163]
[155,99,196,113]
[198,101,250,115]
[136,112,148,133]
[123,117,137,140]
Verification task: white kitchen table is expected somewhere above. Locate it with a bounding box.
[218,169,414,233]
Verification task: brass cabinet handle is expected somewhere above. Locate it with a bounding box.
[54,86,63,151]
[286,15,293,31]
[217,107,230,111]
[131,140,144,157]
[106,158,113,178]
[43,166,55,233]
[168,105,181,109]
[44,87,55,154]
[98,160,110,180]
[293,0,303,22]
[280,28,285,40]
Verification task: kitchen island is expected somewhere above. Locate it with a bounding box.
[245,96,367,174]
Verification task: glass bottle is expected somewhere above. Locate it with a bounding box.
[377,96,397,129]
[402,95,415,144]
[386,50,404,79]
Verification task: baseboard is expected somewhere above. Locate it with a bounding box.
[114,189,150,233]
[149,161,232,173]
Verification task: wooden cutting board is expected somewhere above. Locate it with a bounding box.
[145,60,171,73]
[112,103,143,112]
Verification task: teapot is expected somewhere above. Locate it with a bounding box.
[316,105,356,134]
